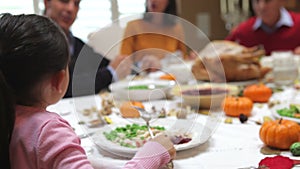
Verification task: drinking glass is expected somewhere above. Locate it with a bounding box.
[272,51,298,86]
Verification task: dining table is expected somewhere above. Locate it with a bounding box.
[47,79,300,169]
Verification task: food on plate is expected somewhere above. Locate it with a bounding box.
[103,124,192,148]
[259,119,300,149]
[159,74,176,81]
[191,40,271,82]
[103,124,165,148]
[290,142,300,156]
[276,104,300,119]
[243,84,272,103]
[170,135,192,144]
[222,96,253,117]
[119,101,144,118]
[131,101,145,109]
[127,84,166,90]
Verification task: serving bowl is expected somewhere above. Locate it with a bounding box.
[172,83,239,109]
[163,63,194,84]
[109,79,175,101]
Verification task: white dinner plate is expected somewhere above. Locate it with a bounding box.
[109,79,175,101]
[91,119,212,158]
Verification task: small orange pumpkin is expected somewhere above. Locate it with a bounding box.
[243,84,272,103]
[222,96,253,117]
[259,119,300,150]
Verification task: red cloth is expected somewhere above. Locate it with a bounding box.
[259,155,294,169]
[225,12,300,56]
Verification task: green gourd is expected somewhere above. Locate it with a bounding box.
[290,142,300,156]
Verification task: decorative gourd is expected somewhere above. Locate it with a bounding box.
[222,96,253,117]
[243,84,272,102]
[290,142,300,156]
[259,119,300,150]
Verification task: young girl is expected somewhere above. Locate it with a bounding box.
[0,13,175,169]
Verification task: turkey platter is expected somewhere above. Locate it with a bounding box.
[191,40,271,82]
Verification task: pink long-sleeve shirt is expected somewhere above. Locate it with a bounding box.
[10,105,170,169]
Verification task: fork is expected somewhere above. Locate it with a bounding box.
[134,106,155,138]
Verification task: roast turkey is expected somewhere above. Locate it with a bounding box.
[191,40,271,82]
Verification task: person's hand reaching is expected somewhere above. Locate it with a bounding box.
[109,55,132,80]
[294,46,300,55]
[140,55,161,72]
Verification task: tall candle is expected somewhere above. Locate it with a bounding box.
[242,0,249,13]
[221,0,228,14]
[228,0,234,13]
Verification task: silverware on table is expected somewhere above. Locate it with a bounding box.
[78,131,96,139]
[134,106,155,138]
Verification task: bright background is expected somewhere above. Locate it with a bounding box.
[0,0,146,42]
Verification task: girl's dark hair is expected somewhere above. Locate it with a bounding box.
[0,13,70,168]
[0,71,15,169]
[143,0,178,26]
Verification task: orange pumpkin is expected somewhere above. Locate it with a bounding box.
[243,84,272,103]
[222,96,253,117]
[259,119,300,150]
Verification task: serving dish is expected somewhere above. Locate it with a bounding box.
[172,83,239,109]
[109,79,175,101]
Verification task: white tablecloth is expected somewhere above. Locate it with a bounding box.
[47,88,300,169]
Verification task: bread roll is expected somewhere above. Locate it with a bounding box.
[119,101,144,118]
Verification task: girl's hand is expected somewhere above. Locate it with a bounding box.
[151,133,176,160]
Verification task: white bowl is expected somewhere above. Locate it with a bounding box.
[109,79,175,101]
[163,62,194,84]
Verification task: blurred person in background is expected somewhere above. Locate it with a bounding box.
[120,0,191,72]
[225,0,300,56]
[44,0,131,98]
